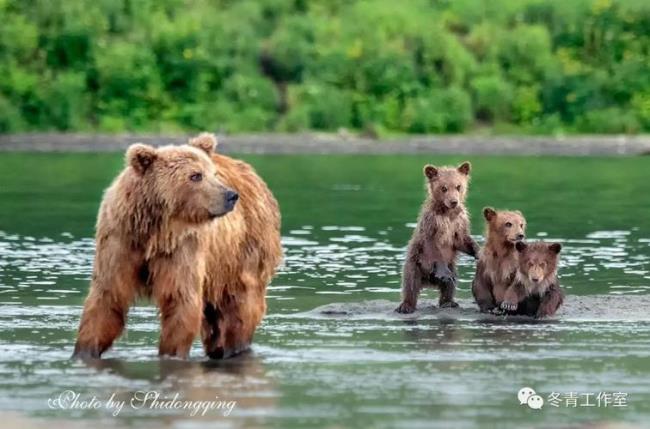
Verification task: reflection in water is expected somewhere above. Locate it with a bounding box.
[75,352,277,422]
[400,319,466,350]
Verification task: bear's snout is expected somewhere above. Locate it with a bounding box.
[207,188,239,219]
[224,189,239,211]
[449,199,459,208]
[516,233,525,241]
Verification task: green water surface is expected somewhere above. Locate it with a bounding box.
[0,153,649,428]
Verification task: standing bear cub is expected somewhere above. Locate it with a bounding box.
[500,241,565,318]
[472,207,526,312]
[396,162,479,313]
[73,133,283,360]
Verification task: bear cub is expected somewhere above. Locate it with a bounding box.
[472,207,526,312]
[500,241,565,318]
[396,162,479,314]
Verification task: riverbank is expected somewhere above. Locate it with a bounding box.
[1,133,650,155]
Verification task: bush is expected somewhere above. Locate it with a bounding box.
[470,75,513,122]
[221,73,279,113]
[263,16,314,82]
[402,87,472,133]
[44,72,89,131]
[576,108,640,134]
[0,0,649,134]
[0,94,24,132]
[512,85,543,124]
[288,84,353,130]
[94,42,165,129]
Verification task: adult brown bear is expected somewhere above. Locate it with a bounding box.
[73,133,282,359]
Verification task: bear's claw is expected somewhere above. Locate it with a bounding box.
[439,301,460,308]
[500,301,517,312]
[395,302,416,314]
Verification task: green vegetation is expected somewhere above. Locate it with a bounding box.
[1,0,649,134]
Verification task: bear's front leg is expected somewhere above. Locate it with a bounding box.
[73,235,138,359]
[500,284,526,312]
[472,264,497,313]
[431,262,458,308]
[459,233,480,260]
[202,267,268,359]
[395,259,422,314]
[536,284,564,318]
[150,255,204,359]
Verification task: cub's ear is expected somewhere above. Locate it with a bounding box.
[423,164,438,180]
[515,241,527,252]
[457,161,471,176]
[126,143,157,175]
[549,243,562,254]
[483,207,497,221]
[189,132,218,155]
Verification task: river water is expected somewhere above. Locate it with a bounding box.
[0,153,648,428]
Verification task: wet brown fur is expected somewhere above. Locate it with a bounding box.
[73,133,283,359]
[396,162,479,313]
[472,208,526,312]
[500,241,564,318]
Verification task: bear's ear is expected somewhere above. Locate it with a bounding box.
[126,143,157,175]
[457,161,471,176]
[483,207,497,221]
[515,241,527,252]
[548,243,562,254]
[189,132,217,155]
[423,164,438,180]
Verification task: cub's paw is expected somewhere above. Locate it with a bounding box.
[437,275,456,288]
[478,304,497,314]
[535,306,553,319]
[439,300,460,309]
[395,302,416,314]
[430,262,456,287]
[500,301,517,312]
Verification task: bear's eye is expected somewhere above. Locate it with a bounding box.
[190,172,203,182]
[505,222,513,228]
[441,186,448,193]
[456,185,462,191]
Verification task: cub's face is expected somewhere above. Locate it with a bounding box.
[515,241,562,284]
[484,208,526,244]
[126,134,238,224]
[423,161,471,210]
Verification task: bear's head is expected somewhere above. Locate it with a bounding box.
[125,133,239,224]
[515,241,562,286]
[483,207,526,245]
[423,161,471,210]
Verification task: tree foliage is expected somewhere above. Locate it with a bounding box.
[1,0,649,134]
